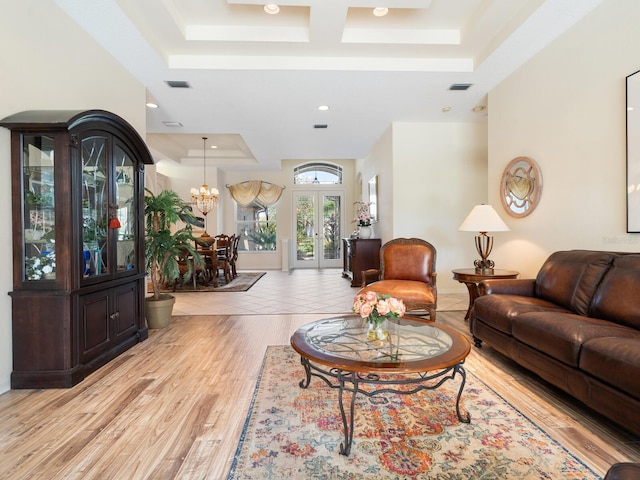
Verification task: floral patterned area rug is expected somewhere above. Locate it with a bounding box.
[228,346,601,480]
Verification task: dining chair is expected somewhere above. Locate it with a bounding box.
[215,234,233,283]
[230,233,241,278]
[195,237,219,288]
[173,246,209,290]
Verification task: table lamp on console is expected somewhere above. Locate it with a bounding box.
[458,204,510,274]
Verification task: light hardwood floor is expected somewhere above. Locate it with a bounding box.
[0,270,638,479]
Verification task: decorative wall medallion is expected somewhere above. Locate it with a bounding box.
[500,156,542,218]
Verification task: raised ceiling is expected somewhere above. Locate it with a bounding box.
[54,0,602,171]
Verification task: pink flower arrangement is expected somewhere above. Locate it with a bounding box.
[353,291,406,325]
[353,201,373,226]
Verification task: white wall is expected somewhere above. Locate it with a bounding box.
[488,0,640,279]
[362,122,488,292]
[0,1,146,393]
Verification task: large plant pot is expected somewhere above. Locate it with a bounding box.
[144,294,176,329]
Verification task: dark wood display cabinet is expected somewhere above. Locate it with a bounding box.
[342,238,381,287]
[0,110,153,388]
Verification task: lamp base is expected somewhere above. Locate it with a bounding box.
[473,234,496,274]
[474,258,495,274]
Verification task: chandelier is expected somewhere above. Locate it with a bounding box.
[190,136,219,218]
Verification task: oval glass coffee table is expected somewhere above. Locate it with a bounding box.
[290,315,471,456]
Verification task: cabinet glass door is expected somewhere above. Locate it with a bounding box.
[81,136,109,278]
[23,135,56,282]
[114,144,136,272]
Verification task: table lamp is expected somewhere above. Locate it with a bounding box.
[458,204,510,273]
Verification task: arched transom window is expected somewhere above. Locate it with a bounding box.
[293,162,342,184]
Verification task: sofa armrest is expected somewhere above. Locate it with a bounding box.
[604,463,640,480]
[478,278,536,297]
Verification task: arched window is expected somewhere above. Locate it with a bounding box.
[293,162,342,184]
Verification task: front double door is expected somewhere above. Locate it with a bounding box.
[293,190,344,268]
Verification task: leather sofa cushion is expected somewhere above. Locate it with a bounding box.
[535,250,614,315]
[589,255,640,330]
[511,312,635,367]
[580,337,640,400]
[360,279,436,305]
[473,294,568,335]
[382,243,435,283]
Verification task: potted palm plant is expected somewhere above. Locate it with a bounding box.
[144,188,204,328]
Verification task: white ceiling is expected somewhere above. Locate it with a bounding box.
[54,0,602,171]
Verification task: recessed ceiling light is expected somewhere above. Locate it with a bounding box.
[146,102,158,109]
[210,145,218,149]
[472,106,486,113]
[264,4,279,14]
[318,105,330,111]
[442,106,451,113]
[373,7,388,17]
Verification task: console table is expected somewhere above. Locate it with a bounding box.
[342,238,381,287]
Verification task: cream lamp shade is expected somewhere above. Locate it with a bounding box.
[458,204,510,233]
[458,204,510,273]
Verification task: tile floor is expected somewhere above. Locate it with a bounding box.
[172,268,468,315]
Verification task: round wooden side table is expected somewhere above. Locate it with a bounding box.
[452,268,519,320]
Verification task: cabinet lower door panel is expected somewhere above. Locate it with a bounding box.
[113,282,138,339]
[79,291,111,361]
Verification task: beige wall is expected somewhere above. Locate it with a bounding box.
[0,1,146,393]
[360,126,394,241]
[488,0,640,279]
[362,122,488,292]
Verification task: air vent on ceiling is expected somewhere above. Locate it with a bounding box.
[314,124,328,129]
[163,121,183,127]
[165,80,191,88]
[449,83,472,91]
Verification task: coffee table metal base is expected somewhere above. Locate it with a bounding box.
[297,356,471,456]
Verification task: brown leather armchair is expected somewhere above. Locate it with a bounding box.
[358,238,437,321]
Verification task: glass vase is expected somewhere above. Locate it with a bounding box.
[366,319,388,347]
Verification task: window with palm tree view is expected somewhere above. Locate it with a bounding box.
[236,202,277,252]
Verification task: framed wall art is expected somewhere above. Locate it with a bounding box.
[500,156,542,218]
[627,69,640,232]
[368,175,378,222]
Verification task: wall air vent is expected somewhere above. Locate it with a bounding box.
[162,121,183,127]
[165,80,191,88]
[314,124,328,129]
[449,83,472,91]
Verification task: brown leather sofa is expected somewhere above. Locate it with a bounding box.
[471,250,640,436]
[605,463,640,480]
